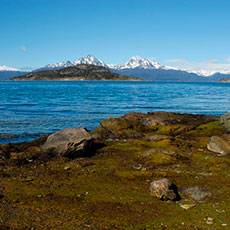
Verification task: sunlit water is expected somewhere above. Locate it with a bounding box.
[0,81,230,144]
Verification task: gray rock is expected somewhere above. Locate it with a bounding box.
[42,127,93,158]
[207,135,230,155]
[150,178,178,201]
[220,113,230,133]
[183,186,211,202]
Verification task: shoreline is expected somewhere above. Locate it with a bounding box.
[2,111,230,229]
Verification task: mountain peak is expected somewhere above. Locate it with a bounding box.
[73,55,107,67]
[111,56,164,70]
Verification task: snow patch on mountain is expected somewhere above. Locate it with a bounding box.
[73,54,108,67]
[188,69,230,77]
[109,56,164,70]
[45,61,74,69]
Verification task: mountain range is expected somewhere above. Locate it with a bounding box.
[2,55,230,81]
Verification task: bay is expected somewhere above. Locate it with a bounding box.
[0,81,229,144]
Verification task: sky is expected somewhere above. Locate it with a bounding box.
[1,0,230,71]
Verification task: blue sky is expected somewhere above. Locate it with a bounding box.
[1,0,230,71]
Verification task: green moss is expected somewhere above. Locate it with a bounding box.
[188,121,222,136]
[115,170,152,180]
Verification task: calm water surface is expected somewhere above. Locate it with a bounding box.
[0,81,230,144]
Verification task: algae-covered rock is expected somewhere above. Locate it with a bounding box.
[100,117,131,132]
[42,127,94,158]
[146,112,218,126]
[220,113,230,133]
[207,135,230,155]
[150,178,179,201]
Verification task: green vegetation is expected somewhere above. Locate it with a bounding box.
[1,113,230,229]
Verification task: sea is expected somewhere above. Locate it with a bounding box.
[0,81,230,144]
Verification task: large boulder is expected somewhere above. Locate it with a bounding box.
[150,178,179,201]
[42,127,94,158]
[220,113,230,133]
[207,135,230,155]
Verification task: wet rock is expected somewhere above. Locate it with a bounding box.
[207,135,230,155]
[150,178,180,201]
[42,127,94,158]
[220,113,230,133]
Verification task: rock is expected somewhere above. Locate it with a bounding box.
[146,112,218,126]
[143,148,176,158]
[100,117,131,132]
[150,178,179,201]
[205,217,214,225]
[183,186,211,202]
[220,113,230,133]
[144,134,171,142]
[42,127,94,158]
[207,135,230,155]
[179,203,196,209]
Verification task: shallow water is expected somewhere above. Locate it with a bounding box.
[0,81,230,143]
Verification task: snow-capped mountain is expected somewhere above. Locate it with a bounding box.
[0,65,28,81]
[108,56,165,70]
[188,69,230,77]
[32,55,230,81]
[45,61,74,69]
[35,55,179,72]
[0,65,20,72]
[34,55,107,72]
[73,54,108,67]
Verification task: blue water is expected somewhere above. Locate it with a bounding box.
[0,81,230,144]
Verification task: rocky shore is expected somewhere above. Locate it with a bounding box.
[1,112,230,229]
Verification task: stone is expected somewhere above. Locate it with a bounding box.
[220,113,230,133]
[100,117,131,132]
[150,178,179,201]
[205,217,214,225]
[179,203,196,209]
[144,134,171,142]
[183,186,211,202]
[207,135,230,155]
[42,127,94,158]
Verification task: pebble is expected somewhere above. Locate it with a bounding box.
[205,217,214,225]
[179,203,196,209]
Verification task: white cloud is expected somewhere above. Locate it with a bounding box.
[164,58,230,74]
[19,46,27,52]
